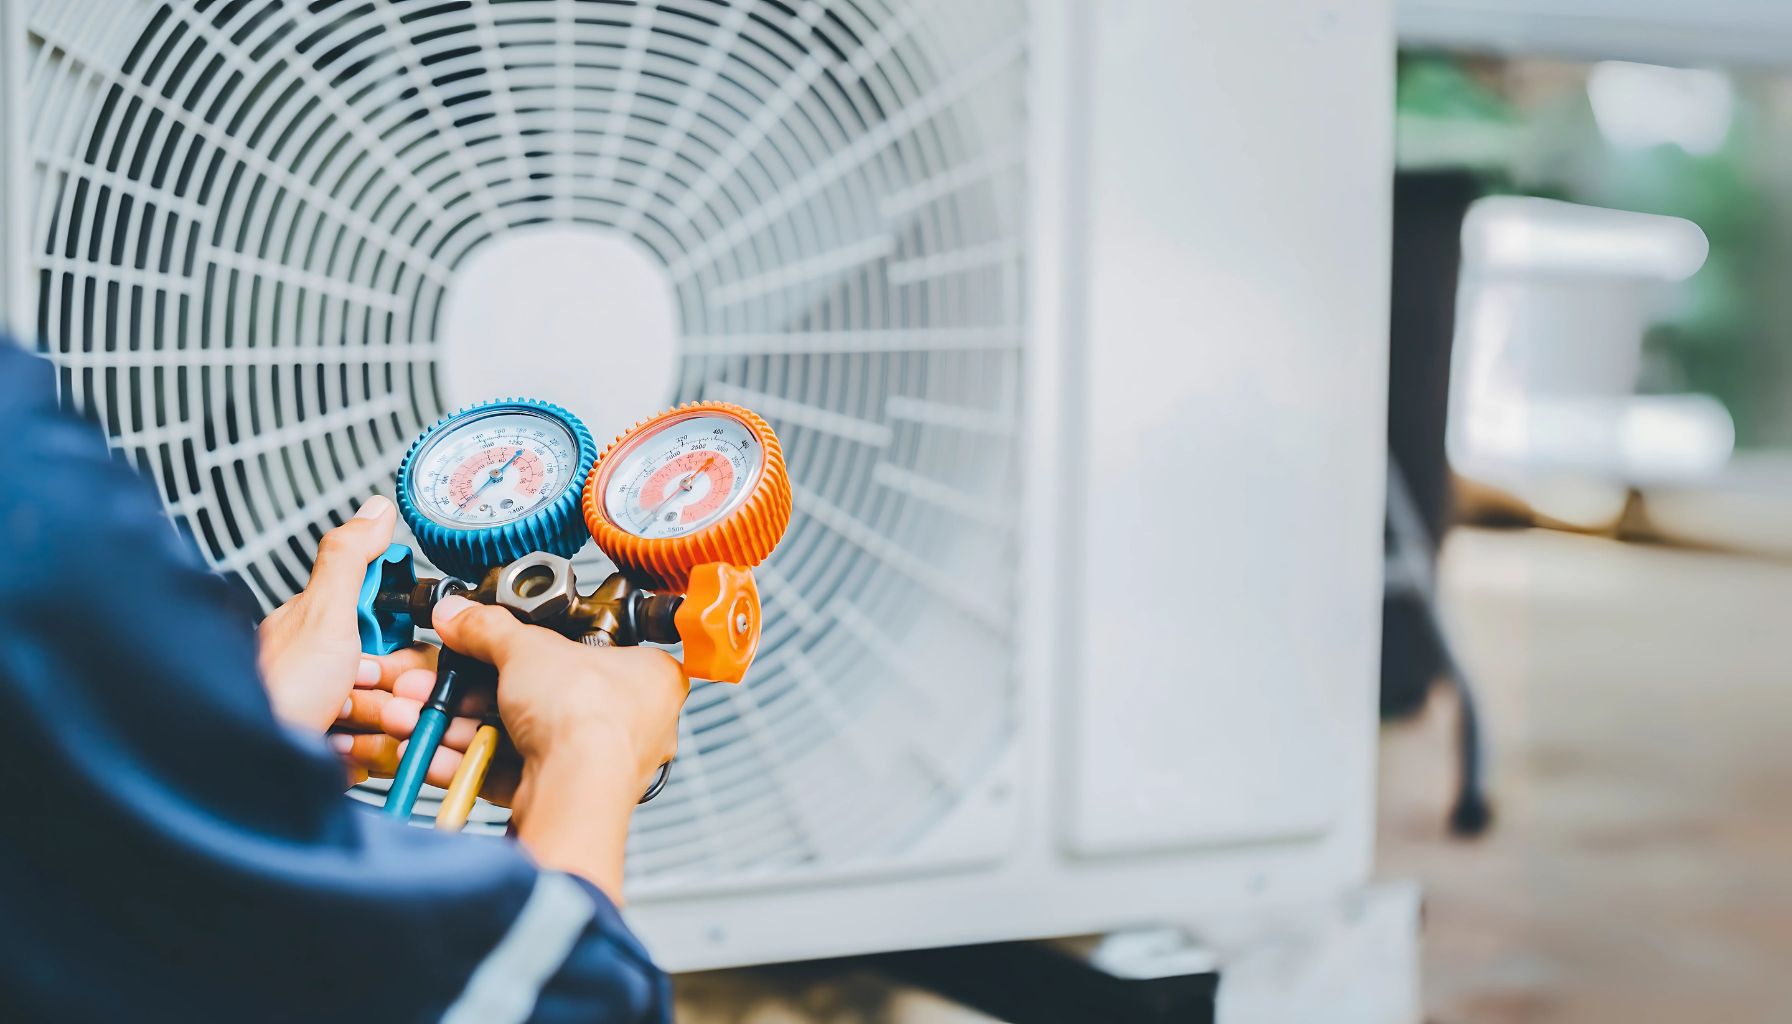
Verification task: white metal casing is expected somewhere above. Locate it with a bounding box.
[631,0,1392,969]
[0,0,1391,972]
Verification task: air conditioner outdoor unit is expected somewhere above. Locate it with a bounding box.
[0,0,1392,973]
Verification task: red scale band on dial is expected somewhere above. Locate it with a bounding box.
[641,451,736,525]
[447,446,545,506]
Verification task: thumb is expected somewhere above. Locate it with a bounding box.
[305,495,398,601]
[432,596,531,666]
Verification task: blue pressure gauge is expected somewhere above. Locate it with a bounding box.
[395,398,598,580]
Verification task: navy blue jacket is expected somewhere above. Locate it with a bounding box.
[0,343,670,1022]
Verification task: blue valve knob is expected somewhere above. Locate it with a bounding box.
[357,543,418,655]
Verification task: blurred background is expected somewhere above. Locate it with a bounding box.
[1381,3,1792,1019]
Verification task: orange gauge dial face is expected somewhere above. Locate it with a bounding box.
[583,402,791,590]
[604,412,761,537]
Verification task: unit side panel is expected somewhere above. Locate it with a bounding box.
[1063,0,1393,855]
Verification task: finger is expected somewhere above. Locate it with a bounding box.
[374,737,467,789]
[387,665,493,719]
[329,732,401,775]
[379,697,482,752]
[305,495,398,607]
[346,767,369,788]
[424,743,465,789]
[432,596,536,666]
[391,667,437,703]
[357,734,402,775]
[441,714,482,752]
[381,696,424,740]
[353,657,382,689]
[365,643,437,690]
[336,690,391,733]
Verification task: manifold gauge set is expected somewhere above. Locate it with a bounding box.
[355,398,793,828]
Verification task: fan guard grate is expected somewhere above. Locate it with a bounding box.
[19,0,1025,890]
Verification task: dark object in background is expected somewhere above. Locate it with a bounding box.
[1383,170,1481,719]
[862,940,1218,1024]
[1387,463,1494,837]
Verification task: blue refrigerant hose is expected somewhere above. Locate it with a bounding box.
[383,652,485,819]
[383,706,448,819]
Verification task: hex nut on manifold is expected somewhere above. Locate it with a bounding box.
[495,551,578,623]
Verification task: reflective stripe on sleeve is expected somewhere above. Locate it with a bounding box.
[441,871,597,1024]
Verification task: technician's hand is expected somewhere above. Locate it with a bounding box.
[384,596,689,898]
[429,596,687,787]
[257,495,406,735]
[362,655,502,795]
[328,642,458,787]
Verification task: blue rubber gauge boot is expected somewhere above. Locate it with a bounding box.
[395,397,599,580]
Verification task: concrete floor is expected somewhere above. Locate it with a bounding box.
[680,526,1792,1022]
[1382,527,1792,1023]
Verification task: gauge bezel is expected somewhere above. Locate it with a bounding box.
[595,408,766,538]
[407,405,581,530]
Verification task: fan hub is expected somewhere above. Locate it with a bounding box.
[438,225,681,446]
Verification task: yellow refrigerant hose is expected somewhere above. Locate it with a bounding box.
[434,723,500,831]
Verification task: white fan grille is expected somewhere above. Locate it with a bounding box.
[20,0,1024,888]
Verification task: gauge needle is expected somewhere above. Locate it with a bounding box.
[636,455,718,530]
[458,447,524,511]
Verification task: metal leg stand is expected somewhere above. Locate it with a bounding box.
[1385,455,1493,837]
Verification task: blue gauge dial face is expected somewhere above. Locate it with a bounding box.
[408,408,581,529]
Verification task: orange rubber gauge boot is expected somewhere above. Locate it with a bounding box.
[582,401,792,681]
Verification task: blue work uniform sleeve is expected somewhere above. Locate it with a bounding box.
[0,345,669,1024]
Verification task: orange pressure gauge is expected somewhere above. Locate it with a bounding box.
[583,402,790,681]
[584,401,790,587]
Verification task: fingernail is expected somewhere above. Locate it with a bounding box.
[353,495,392,520]
[434,595,475,627]
[356,658,380,685]
[341,697,355,718]
[329,734,354,754]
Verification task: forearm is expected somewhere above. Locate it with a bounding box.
[512,737,643,903]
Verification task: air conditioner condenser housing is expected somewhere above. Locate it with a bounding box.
[0,0,1392,972]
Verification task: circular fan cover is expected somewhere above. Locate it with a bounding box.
[22,0,1025,890]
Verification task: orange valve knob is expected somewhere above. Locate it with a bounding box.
[675,562,761,683]
[583,401,792,591]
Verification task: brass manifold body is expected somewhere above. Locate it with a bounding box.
[370,548,702,812]
[373,550,686,648]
